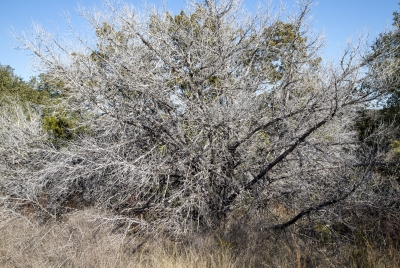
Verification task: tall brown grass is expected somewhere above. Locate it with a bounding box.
[0,206,398,268]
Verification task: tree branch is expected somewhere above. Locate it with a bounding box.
[245,114,333,190]
[272,183,357,230]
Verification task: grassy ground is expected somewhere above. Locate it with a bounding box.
[0,207,398,268]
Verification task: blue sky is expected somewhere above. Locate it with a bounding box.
[1,0,398,80]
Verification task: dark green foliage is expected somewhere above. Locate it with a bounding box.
[357,5,400,161]
[370,5,400,110]
[368,5,400,111]
[0,64,85,145]
[42,112,90,145]
[0,64,51,104]
[43,114,76,140]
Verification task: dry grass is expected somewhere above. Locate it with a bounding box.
[0,206,398,268]
[0,207,240,268]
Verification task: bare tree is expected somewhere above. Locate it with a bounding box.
[5,0,396,234]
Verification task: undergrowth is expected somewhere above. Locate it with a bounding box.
[0,205,398,268]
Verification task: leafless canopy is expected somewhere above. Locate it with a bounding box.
[3,0,396,235]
